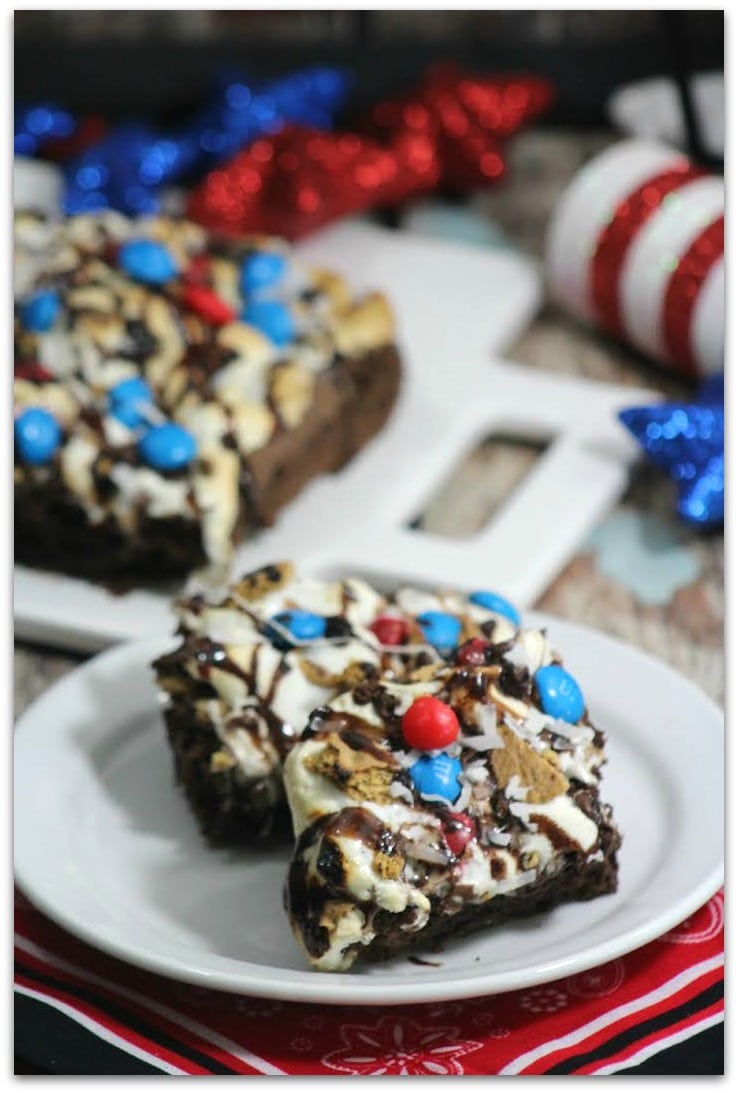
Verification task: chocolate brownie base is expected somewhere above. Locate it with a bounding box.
[15,343,401,586]
[160,697,291,846]
[287,820,621,968]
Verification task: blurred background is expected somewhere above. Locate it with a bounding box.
[15,9,723,131]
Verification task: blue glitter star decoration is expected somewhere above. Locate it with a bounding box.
[15,66,350,217]
[619,374,724,530]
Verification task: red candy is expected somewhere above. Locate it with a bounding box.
[456,637,490,667]
[183,254,211,284]
[443,813,477,857]
[181,283,235,325]
[370,616,409,647]
[402,696,459,751]
[14,361,55,384]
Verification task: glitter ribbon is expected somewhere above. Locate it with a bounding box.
[187,67,554,239]
[589,161,703,336]
[15,68,351,217]
[661,215,724,376]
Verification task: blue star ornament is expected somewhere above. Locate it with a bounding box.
[619,374,724,529]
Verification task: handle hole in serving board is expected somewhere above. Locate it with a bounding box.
[406,432,550,540]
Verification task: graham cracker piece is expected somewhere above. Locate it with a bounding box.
[320,900,362,934]
[305,733,397,805]
[231,561,294,602]
[300,659,342,688]
[491,722,569,804]
[209,748,237,774]
[300,659,375,690]
[373,849,405,880]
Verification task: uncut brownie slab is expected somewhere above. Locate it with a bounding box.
[283,629,621,971]
[153,563,521,844]
[14,210,401,585]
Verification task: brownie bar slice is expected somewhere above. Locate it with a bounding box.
[154,564,523,845]
[14,210,401,585]
[283,628,621,971]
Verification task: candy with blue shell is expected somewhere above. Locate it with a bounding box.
[108,377,154,429]
[20,289,61,333]
[269,610,327,647]
[241,299,295,348]
[118,239,178,285]
[138,422,197,472]
[409,752,463,804]
[241,251,288,295]
[417,611,462,653]
[468,589,520,626]
[534,664,585,724]
[14,407,62,465]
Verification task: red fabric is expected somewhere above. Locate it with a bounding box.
[661,215,724,377]
[589,162,702,337]
[14,887,723,1075]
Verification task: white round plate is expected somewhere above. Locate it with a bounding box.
[14,616,723,1006]
[608,72,724,158]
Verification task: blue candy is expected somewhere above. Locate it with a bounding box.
[118,239,178,285]
[14,407,61,465]
[20,289,61,333]
[108,377,154,429]
[417,611,462,653]
[409,753,463,803]
[240,251,288,295]
[534,665,585,724]
[241,299,294,348]
[271,610,327,643]
[138,422,197,472]
[468,590,520,626]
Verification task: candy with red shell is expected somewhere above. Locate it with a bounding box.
[183,254,211,284]
[443,812,477,857]
[456,637,490,667]
[181,283,235,325]
[402,695,459,751]
[14,361,55,384]
[370,616,410,647]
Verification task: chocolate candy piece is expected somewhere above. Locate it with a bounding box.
[442,812,477,857]
[182,283,235,325]
[417,610,462,654]
[370,616,409,647]
[402,696,459,751]
[409,752,463,803]
[241,251,287,294]
[271,609,327,643]
[14,407,61,465]
[241,299,294,348]
[456,637,490,666]
[138,422,197,472]
[469,589,520,626]
[20,289,61,333]
[108,377,154,429]
[534,664,585,724]
[118,239,177,285]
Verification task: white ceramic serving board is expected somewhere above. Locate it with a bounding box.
[14,220,655,652]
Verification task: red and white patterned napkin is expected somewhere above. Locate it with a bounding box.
[14,887,723,1075]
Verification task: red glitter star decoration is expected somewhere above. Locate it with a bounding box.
[187,65,554,239]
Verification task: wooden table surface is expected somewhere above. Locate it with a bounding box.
[14,130,724,714]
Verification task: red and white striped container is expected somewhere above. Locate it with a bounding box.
[545,139,724,378]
